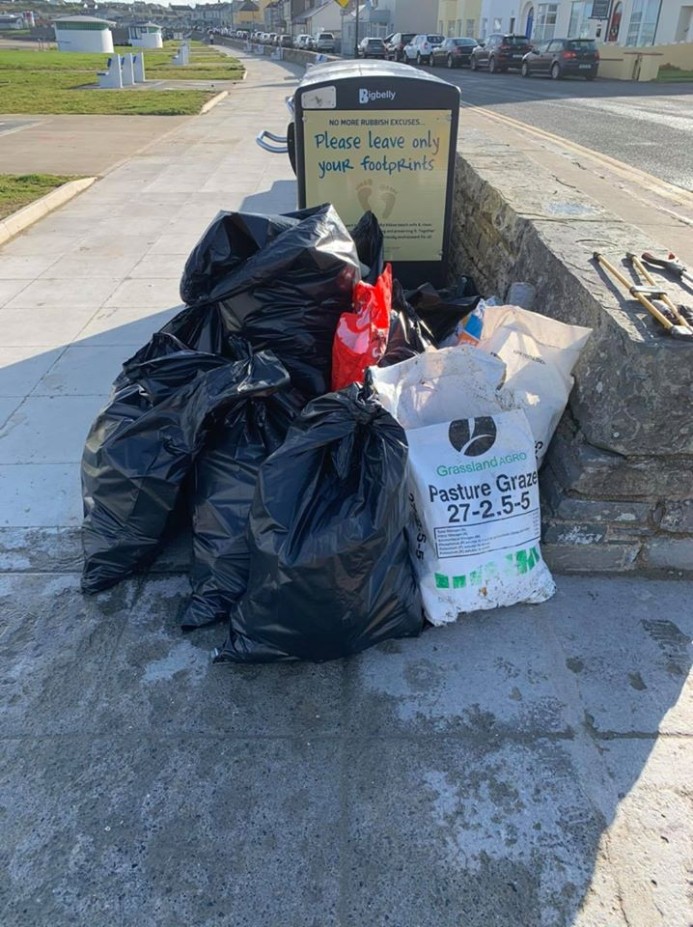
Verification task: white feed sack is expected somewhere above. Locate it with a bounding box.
[371,348,555,624]
[371,345,514,428]
[477,306,592,466]
[406,410,555,624]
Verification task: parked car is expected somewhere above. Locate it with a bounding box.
[358,36,387,59]
[431,36,479,69]
[266,33,278,45]
[470,33,532,72]
[521,37,600,80]
[403,33,445,66]
[279,34,293,48]
[295,33,311,49]
[384,31,416,62]
[313,31,335,53]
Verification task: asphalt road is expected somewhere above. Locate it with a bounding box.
[426,66,693,193]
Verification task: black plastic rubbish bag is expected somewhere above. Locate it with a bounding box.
[380,278,435,367]
[351,210,385,284]
[406,277,480,346]
[111,331,226,395]
[166,204,361,398]
[81,345,289,594]
[180,208,313,306]
[184,385,304,630]
[214,385,423,663]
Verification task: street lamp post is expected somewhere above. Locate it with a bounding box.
[353,0,359,58]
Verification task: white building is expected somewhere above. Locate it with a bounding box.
[54,16,115,53]
[291,0,344,37]
[340,0,442,49]
[377,0,441,34]
[477,0,693,45]
[128,21,164,48]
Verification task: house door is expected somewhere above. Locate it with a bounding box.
[608,1,622,42]
[525,5,534,38]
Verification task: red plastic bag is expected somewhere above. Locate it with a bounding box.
[331,263,392,391]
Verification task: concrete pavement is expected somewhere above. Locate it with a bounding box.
[0,50,691,927]
[0,114,190,176]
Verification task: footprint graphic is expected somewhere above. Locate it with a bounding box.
[379,185,397,219]
[357,180,373,212]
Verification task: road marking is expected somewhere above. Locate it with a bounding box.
[0,118,42,139]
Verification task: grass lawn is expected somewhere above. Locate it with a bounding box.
[656,67,693,82]
[0,42,244,115]
[0,173,76,220]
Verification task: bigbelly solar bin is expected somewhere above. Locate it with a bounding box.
[258,60,461,288]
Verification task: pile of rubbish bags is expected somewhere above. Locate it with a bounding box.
[80,204,591,663]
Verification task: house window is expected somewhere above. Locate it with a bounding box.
[534,3,558,42]
[493,17,502,31]
[568,0,590,37]
[509,17,515,31]
[466,19,475,37]
[626,0,661,46]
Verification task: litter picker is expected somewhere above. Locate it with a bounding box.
[625,252,693,331]
[593,251,693,340]
[640,251,693,288]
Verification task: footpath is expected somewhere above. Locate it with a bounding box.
[0,50,691,927]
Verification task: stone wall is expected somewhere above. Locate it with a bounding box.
[449,148,693,575]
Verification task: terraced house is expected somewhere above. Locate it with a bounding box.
[474,0,693,45]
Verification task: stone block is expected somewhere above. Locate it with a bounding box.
[542,542,640,573]
[659,500,693,534]
[545,428,693,501]
[605,522,658,540]
[517,223,693,458]
[449,149,693,458]
[548,494,652,528]
[641,538,693,572]
[543,522,607,546]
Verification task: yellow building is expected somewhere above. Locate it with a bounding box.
[235,0,278,28]
[236,0,261,27]
[437,0,483,38]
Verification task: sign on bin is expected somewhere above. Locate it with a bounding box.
[294,61,460,287]
[303,109,452,264]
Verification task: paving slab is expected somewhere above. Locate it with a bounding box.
[0,114,190,176]
[0,50,691,927]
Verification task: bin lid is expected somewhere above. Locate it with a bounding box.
[299,58,459,92]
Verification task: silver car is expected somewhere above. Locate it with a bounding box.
[403,33,445,66]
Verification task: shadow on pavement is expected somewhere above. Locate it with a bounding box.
[0,299,691,925]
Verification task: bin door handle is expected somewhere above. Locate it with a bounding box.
[256,129,288,154]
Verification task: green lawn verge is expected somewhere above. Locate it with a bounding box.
[656,67,693,82]
[0,173,76,221]
[0,42,243,115]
